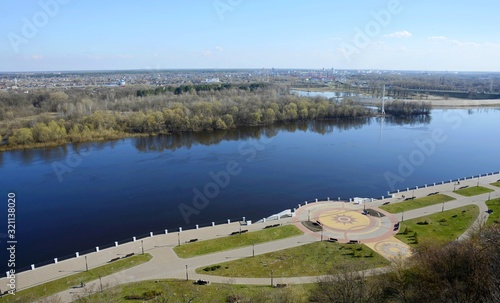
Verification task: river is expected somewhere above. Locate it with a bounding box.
[1,108,499,271]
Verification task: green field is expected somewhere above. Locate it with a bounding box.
[490,182,500,188]
[195,241,390,278]
[173,225,303,258]
[395,205,479,247]
[485,198,500,227]
[80,280,313,303]
[0,254,152,303]
[379,194,455,213]
[454,186,494,196]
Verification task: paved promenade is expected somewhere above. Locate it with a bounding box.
[1,173,498,302]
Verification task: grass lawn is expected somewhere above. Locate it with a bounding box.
[379,194,455,213]
[490,182,500,188]
[82,280,313,303]
[195,241,390,278]
[454,186,493,197]
[0,253,152,303]
[485,198,500,227]
[395,205,479,247]
[173,225,303,258]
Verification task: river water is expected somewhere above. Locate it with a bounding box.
[1,108,499,271]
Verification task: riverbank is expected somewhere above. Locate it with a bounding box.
[355,97,500,108]
[291,87,500,108]
[1,172,498,302]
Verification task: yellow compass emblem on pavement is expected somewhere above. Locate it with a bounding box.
[332,214,357,225]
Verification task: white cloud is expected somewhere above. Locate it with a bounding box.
[215,46,224,52]
[30,54,43,60]
[201,49,212,57]
[384,31,412,38]
[427,36,448,41]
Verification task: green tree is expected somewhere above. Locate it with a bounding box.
[214,118,227,130]
[47,120,67,142]
[68,124,82,143]
[9,128,34,145]
[32,123,51,143]
[221,114,234,128]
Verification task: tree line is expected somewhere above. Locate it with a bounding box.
[0,83,431,150]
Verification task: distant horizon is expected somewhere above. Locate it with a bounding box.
[2,67,500,74]
[2,1,500,72]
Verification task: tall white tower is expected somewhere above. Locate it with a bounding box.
[381,85,386,115]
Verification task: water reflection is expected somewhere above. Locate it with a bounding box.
[133,117,378,152]
[0,116,432,164]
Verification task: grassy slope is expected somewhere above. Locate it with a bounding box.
[485,198,500,227]
[379,194,455,213]
[454,186,493,197]
[173,225,303,258]
[195,242,390,278]
[0,254,152,303]
[395,205,479,247]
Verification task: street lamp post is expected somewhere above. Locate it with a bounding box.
[252,243,255,257]
[477,176,480,187]
[85,256,88,272]
[271,270,274,287]
[178,233,180,246]
[308,210,311,221]
[412,190,415,198]
[141,240,144,254]
[402,210,404,222]
[442,201,445,212]
[185,264,189,281]
[99,276,102,292]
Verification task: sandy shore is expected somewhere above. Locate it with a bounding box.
[353,97,500,108]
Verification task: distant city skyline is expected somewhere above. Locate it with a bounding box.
[1,0,499,72]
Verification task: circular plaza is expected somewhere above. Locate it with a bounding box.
[292,201,398,243]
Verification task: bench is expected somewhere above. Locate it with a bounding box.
[327,238,338,242]
[382,202,390,205]
[263,223,281,229]
[347,240,359,244]
[123,253,135,258]
[393,223,400,231]
[186,238,198,243]
[194,279,209,285]
[108,257,120,263]
[275,284,287,288]
[459,186,469,190]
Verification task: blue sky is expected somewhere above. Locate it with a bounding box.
[1,0,499,72]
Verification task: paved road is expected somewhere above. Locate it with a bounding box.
[1,173,498,302]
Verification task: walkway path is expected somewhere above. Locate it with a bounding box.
[1,173,498,302]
